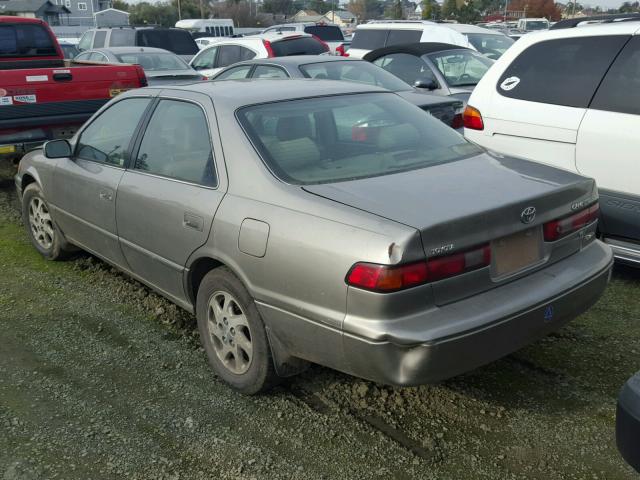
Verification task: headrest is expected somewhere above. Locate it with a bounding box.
[276,115,312,141]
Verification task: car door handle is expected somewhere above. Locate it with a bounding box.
[183,212,203,232]
[99,191,113,201]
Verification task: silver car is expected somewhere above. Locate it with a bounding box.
[15,80,613,394]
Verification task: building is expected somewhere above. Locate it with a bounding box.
[94,7,128,26]
[324,10,356,27]
[0,0,70,25]
[50,0,113,26]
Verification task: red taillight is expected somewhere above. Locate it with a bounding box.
[463,105,484,130]
[347,262,429,292]
[543,203,599,242]
[263,40,275,57]
[427,244,491,282]
[451,113,464,129]
[135,65,148,87]
[336,43,349,57]
[312,34,331,53]
[346,244,491,292]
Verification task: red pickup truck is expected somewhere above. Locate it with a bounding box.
[0,16,147,161]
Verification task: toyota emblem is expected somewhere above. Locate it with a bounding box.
[521,206,536,224]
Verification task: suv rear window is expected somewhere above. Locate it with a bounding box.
[136,29,198,55]
[497,36,629,108]
[271,37,328,56]
[351,30,388,50]
[0,24,56,57]
[238,93,479,185]
[304,25,344,41]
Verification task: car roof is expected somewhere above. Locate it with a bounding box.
[441,23,505,35]
[201,31,312,47]
[357,21,438,30]
[362,42,470,60]
[150,78,388,110]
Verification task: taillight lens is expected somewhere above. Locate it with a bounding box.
[135,65,148,87]
[463,105,484,130]
[543,203,599,242]
[451,113,464,129]
[336,44,349,57]
[346,244,491,292]
[263,40,275,57]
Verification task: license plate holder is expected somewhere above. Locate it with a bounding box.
[492,227,543,278]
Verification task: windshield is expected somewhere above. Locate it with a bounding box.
[238,93,479,185]
[115,52,189,71]
[466,33,514,59]
[525,21,549,30]
[304,25,344,41]
[299,61,412,92]
[428,50,493,87]
[136,30,198,55]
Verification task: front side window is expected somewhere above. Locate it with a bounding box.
[299,60,411,91]
[191,46,217,70]
[429,50,493,87]
[373,53,437,87]
[497,36,629,108]
[238,93,478,185]
[590,36,640,115]
[76,98,151,166]
[134,100,216,186]
[215,65,252,80]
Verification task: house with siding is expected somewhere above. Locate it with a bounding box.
[0,0,70,25]
[49,0,113,26]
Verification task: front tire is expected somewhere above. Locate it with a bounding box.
[21,183,71,261]
[196,267,279,394]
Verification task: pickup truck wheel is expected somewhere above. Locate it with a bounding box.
[21,183,69,260]
[196,267,279,394]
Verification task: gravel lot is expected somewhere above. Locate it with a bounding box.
[1,163,639,480]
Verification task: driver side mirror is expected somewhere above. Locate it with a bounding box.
[414,78,438,90]
[43,139,72,159]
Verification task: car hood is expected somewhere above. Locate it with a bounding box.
[302,152,595,256]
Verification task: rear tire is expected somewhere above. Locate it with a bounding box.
[21,183,72,261]
[196,267,279,394]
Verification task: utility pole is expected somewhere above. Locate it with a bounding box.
[200,0,204,18]
[177,0,182,20]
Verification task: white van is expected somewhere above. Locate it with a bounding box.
[348,21,473,59]
[175,19,235,37]
[464,19,640,265]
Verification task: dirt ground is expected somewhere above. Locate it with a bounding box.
[1,163,639,480]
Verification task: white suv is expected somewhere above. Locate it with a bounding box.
[348,21,473,59]
[189,32,329,79]
[464,17,640,265]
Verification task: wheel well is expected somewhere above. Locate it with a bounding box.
[21,174,36,193]
[188,257,224,304]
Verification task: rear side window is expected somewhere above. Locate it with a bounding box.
[351,30,387,50]
[497,36,629,108]
[135,100,216,186]
[271,37,328,56]
[386,29,422,46]
[110,29,136,46]
[93,30,106,48]
[0,24,57,57]
[304,26,344,41]
[137,29,198,55]
[591,36,640,115]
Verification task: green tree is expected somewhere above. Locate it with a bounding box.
[441,0,458,18]
[308,0,331,14]
[348,0,383,20]
[112,0,129,11]
[262,0,294,14]
[391,0,403,18]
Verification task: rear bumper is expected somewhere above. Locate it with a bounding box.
[342,240,613,386]
[617,372,640,473]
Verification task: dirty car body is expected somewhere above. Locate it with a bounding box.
[15,79,613,389]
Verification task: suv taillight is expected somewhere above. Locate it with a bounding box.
[543,202,599,242]
[336,43,349,57]
[263,40,275,57]
[463,105,484,130]
[346,244,491,292]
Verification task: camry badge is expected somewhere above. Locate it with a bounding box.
[521,206,536,224]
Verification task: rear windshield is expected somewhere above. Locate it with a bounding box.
[466,33,513,59]
[136,30,198,55]
[115,52,188,71]
[351,30,388,50]
[238,93,479,185]
[299,60,411,92]
[271,37,328,56]
[0,24,57,58]
[304,25,344,41]
[110,29,136,47]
